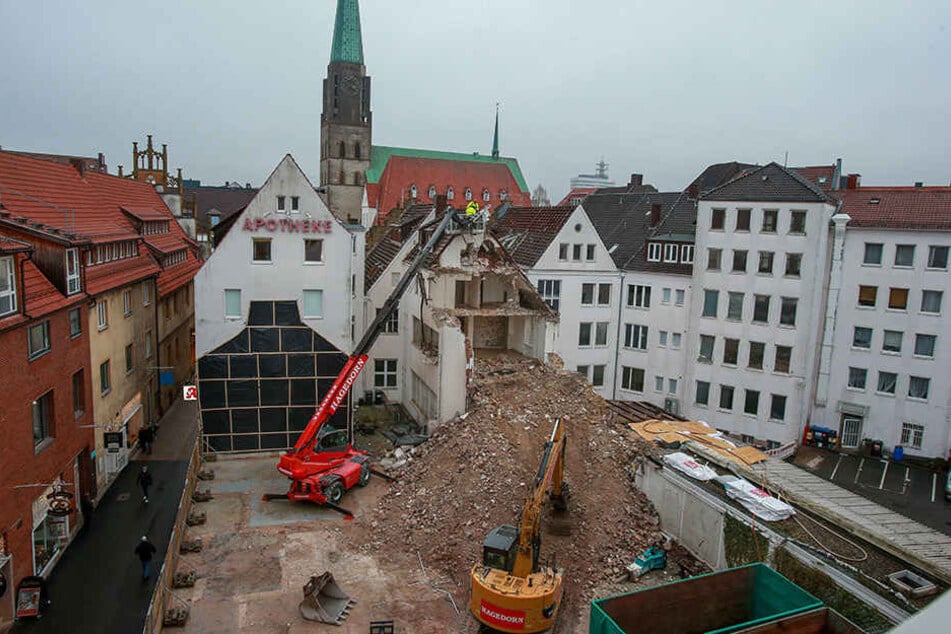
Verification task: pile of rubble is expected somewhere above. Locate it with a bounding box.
[358,354,666,621]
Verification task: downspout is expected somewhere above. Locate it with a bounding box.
[153,275,160,421]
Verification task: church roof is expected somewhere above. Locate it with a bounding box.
[331,0,364,65]
[367,146,529,192]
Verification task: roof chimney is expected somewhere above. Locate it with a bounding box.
[914,181,923,188]
[69,158,86,179]
[650,203,662,226]
[629,173,643,189]
[845,173,861,190]
[687,183,699,199]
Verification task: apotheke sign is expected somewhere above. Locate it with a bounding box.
[242,217,333,234]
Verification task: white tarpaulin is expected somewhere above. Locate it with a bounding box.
[724,478,796,521]
[662,452,718,481]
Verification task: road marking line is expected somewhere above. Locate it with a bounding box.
[879,461,889,489]
[830,455,843,480]
[932,473,937,504]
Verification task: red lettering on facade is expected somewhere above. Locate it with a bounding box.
[240,217,333,233]
[243,218,253,231]
[265,219,277,231]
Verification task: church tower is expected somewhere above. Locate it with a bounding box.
[320,0,372,224]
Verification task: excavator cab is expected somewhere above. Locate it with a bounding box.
[481,525,519,573]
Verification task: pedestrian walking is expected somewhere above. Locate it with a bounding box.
[134,536,157,581]
[136,465,153,503]
[139,425,154,455]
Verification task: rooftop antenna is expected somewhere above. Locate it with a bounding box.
[596,158,609,179]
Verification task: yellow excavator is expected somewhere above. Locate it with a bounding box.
[469,418,569,633]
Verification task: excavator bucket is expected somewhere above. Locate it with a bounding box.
[299,572,356,625]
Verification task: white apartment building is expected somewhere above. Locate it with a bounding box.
[193,154,366,451]
[814,187,951,458]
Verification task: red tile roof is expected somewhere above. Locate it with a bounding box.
[835,187,951,230]
[491,206,575,267]
[791,165,836,191]
[22,259,83,317]
[0,235,31,254]
[122,205,170,222]
[85,254,160,297]
[556,187,597,207]
[369,156,531,223]
[157,257,202,297]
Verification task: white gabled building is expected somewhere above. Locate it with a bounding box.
[684,163,838,447]
[194,154,365,452]
[814,186,951,458]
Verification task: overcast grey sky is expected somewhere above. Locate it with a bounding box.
[2,0,949,198]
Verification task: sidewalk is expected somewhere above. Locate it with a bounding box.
[13,399,197,633]
[747,457,951,584]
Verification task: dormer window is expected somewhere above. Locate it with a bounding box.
[664,244,679,263]
[65,248,81,295]
[0,256,17,316]
[447,187,454,201]
[164,249,187,266]
[428,185,437,199]
[499,189,508,201]
[143,221,169,235]
[647,243,662,262]
[464,188,472,201]
[410,184,418,199]
[483,189,490,202]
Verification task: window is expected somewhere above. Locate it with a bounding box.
[578,322,592,346]
[695,381,710,405]
[769,394,787,421]
[142,281,152,306]
[662,287,672,304]
[882,330,902,353]
[304,239,324,263]
[224,289,241,318]
[671,333,682,348]
[736,208,751,231]
[72,370,85,418]
[97,300,108,330]
[723,338,739,365]
[915,334,936,357]
[463,188,472,202]
[863,243,883,265]
[659,330,668,346]
[699,335,715,362]
[27,321,51,360]
[732,250,748,273]
[702,289,719,317]
[894,244,915,267]
[291,196,300,212]
[377,305,399,334]
[655,376,665,392]
[412,317,439,352]
[668,378,678,394]
[748,341,765,369]
[753,295,770,323]
[32,390,53,447]
[711,209,725,230]
[572,244,582,261]
[858,285,877,307]
[302,290,324,318]
[99,360,111,395]
[576,365,589,379]
[848,367,867,389]
[581,283,594,305]
[69,307,82,338]
[374,359,398,388]
[779,297,797,326]
[876,371,897,394]
[558,244,568,261]
[592,365,605,387]
[276,195,286,211]
[597,284,611,305]
[888,288,908,310]
[595,322,609,346]
[901,423,924,450]
[483,189,491,202]
[145,330,152,359]
[446,187,454,200]
[664,244,679,262]
[536,280,561,311]
[627,285,650,308]
[624,324,648,350]
[621,367,645,392]
[586,244,596,261]
[727,292,744,320]
[790,210,807,234]
[921,290,943,313]
[125,343,134,374]
[927,245,949,269]
[0,256,16,316]
[758,251,774,274]
[762,209,778,232]
[123,289,132,316]
[908,376,930,400]
[852,327,872,349]
[675,289,685,306]
[785,253,802,277]
[744,390,760,415]
[680,245,694,263]
[647,243,662,262]
[707,248,722,271]
[65,248,80,295]
[252,238,272,262]
[774,346,791,373]
[719,385,734,410]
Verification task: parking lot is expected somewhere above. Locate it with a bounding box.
[790,446,951,536]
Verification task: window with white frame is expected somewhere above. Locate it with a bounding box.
[908,376,930,400]
[663,244,678,262]
[536,279,561,311]
[621,366,644,392]
[927,245,949,269]
[143,281,152,306]
[769,394,786,421]
[597,283,611,305]
[69,307,82,338]
[624,324,648,350]
[65,248,80,295]
[671,332,681,349]
[900,422,924,449]
[852,326,872,349]
[586,244,595,261]
[592,365,605,387]
[675,289,685,306]
[680,245,694,263]
[848,367,867,389]
[464,188,472,201]
[252,238,272,262]
[97,300,108,330]
[0,256,16,316]
[894,244,915,267]
[662,287,671,304]
[100,359,111,395]
[483,189,490,202]
[647,243,662,262]
[863,243,883,265]
[658,329,669,346]
[291,196,300,212]
[882,330,903,353]
[578,322,592,346]
[576,365,589,380]
[727,292,744,320]
[409,184,418,199]
[654,376,664,392]
[123,289,132,316]
[378,305,399,334]
[374,359,398,388]
[446,186,454,200]
[699,335,714,362]
[558,244,568,261]
[581,283,595,305]
[921,290,942,313]
[695,381,710,405]
[304,239,324,263]
[572,244,582,261]
[594,322,609,346]
[668,378,678,394]
[627,285,650,308]
[707,248,722,270]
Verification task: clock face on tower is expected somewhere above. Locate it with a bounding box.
[343,74,360,95]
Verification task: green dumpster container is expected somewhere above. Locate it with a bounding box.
[589,563,822,634]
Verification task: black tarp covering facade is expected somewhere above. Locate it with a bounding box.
[197,300,350,452]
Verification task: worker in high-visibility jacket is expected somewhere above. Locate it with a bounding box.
[465,201,480,217]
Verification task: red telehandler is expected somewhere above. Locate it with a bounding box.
[270,209,460,515]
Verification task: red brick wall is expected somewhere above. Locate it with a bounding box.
[0,302,93,594]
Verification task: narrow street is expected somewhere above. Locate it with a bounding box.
[14,398,198,634]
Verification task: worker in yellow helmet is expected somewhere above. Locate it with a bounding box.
[465,201,480,217]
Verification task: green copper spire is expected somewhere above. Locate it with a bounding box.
[330,0,364,65]
[492,103,500,159]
